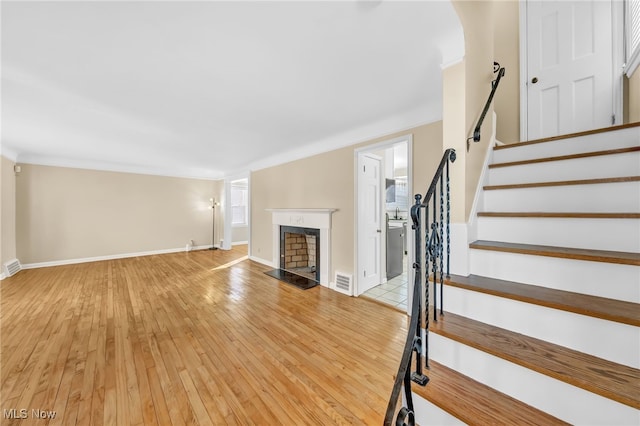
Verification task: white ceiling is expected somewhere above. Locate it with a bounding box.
[1,1,463,180]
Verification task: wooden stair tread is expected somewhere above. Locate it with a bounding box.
[411,360,569,426]
[478,212,640,219]
[494,122,640,150]
[444,274,640,326]
[484,176,640,191]
[469,240,640,266]
[429,310,640,409]
[490,146,640,169]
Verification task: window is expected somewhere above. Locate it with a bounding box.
[230,179,248,226]
[385,176,408,215]
[626,0,640,76]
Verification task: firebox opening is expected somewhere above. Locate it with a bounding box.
[280,226,320,283]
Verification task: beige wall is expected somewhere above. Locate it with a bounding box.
[250,121,443,280]
[444,0,497,223]
[0,158,2,268]
[1,156,17,269]
[493,0,520,143]
[442,61,467,224]
[16,164,222,264]
[629,71,640,123]
[232,225,249,243]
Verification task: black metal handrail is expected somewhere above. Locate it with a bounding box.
[384,148,456,426]
[467,62,505,151]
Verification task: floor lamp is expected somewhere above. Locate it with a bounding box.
[209,198,220,250]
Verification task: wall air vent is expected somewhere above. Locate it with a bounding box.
[333,271,353,296]
[4,259,21,278]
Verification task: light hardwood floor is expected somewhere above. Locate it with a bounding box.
[1,246,407,425]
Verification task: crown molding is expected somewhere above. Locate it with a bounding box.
[15,153,223,181]
[247,106,442,173]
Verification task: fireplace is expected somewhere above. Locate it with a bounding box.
[266,208,336,289]
[280,226,320,282]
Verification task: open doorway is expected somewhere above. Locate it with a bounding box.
[223,174,250,254]
[355,135,412,312]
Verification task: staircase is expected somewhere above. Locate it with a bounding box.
[412,123,640,425]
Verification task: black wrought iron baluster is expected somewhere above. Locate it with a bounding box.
[401,372,416,425]
[446,158,451,279]
[439,175,444,316]
[411,195,428,384]
[431,193,437,323]
[424,202,430,323]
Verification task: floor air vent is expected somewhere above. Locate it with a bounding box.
[4,259,21,277]
[333,272,353,296]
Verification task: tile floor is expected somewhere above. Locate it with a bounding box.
[362,258,408,311]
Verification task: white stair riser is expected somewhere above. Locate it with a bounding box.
[476,217,640,252]
[493,127,640,163]
[487,152,640,185]
[483,182,640,212]
[411,394,465,426]
[430,333,640,425]
[440,286,639,368]
[469,249,639,303]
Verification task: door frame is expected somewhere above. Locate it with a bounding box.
[354,134,413,310]
[223,171,250,251]
[518,0,624,141]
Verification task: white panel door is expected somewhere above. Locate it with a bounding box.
[357,153,382,295]
[526,0,614,140]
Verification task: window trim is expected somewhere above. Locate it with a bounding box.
[230,180,249,227]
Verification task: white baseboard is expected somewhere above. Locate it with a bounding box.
[249,255,274,268]
[231,241,249,246]
[197,245,222,251]
[0,272,6,281]
[21,245,214,270]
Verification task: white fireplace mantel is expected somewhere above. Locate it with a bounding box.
[267,208,337,287]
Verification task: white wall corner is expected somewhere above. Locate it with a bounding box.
[0,146,19,162]
[248,255,274,268]
[440,55,464,71]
